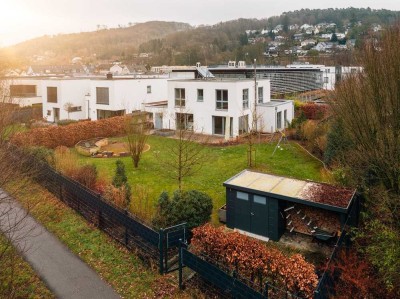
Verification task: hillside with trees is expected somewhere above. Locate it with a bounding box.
[7,21,191,64]
[6,8,400,67]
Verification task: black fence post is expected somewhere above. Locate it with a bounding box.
[264,281,269,298]
[159,228,164,274]
[124,210,129,246]
[178,239,183,290]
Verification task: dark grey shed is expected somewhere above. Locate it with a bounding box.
[223,170,357,241]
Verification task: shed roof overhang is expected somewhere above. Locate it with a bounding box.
[223,170,356,214]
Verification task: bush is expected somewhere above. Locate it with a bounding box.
[70,164,98,190]
[57,119,78,126]
[111,160,131,208]
[153,190,213,229]
[299,103,329,120]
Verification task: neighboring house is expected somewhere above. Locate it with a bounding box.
[96,64,113,75]
[40,76,168,122]
[293,33,304,41]
[2,78,43,107]
[145,78,293,138]
[26,65,87,76]
[301,39,317,47]
[313,42,336,52]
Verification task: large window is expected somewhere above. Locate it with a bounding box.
[197,89,203,102]
[284,110,287,128]
[97,109,124,119]
[242,89,249,109]
[47,87,58,103]
[175,88,185,107]
[176,113,193,130]
[258,87,264,103]
[277,111,282,130]
[239,115,249,135]
[96,87,109,105]
[10,85,36,97]
[213,116,233,136]
[216,89,228,110]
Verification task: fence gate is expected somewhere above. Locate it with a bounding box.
[159,223,187,273]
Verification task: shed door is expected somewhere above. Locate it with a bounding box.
[234,191,251,232]
[250,195,268,236]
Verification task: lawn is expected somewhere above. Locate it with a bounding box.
[76,135,325,223]
[0,234,54,298]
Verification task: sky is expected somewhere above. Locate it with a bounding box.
[1,0,400,47]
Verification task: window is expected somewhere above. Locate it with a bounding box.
[96,87,109,105]
[237,191,248,201]
[97,109,124,119]
[175,88,185,107]
[216,89,228,110]
[253,195,266,205]
[284,110,287,128]
[197,89,203,102]
[47,110,51,116]
[213,116,233,136]
[324,77,329,84]
[176,113,194,130]
[10,85,36,97]
[277,111,282,129]
[147,85,151,94]
[258,87,264,103]
[242,89,249,109]
[47,87,58,103]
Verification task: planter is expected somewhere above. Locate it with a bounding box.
[154,129,175,137]
[218,204,227,223]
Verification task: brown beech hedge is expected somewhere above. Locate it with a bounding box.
[12,117,126,148]
[191,224,318,298]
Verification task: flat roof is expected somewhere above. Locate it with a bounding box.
[224,170,356,212]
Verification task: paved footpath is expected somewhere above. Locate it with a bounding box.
[0,189,120,299]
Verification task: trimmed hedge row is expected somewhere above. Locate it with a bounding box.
[11,116,126,148]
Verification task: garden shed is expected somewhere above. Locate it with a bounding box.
[223,170,358,241]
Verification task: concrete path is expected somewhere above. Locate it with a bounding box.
[0,189,120,299]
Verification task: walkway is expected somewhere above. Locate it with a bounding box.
[0,189,120,299]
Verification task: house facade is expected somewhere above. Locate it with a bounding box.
[147,78,293,138]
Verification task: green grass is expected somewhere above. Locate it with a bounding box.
[13,182,170,298]
[0,234,54,299]
[76,135,324,223]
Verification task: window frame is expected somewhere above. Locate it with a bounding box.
[242,88,249,109]
[258,86,264,103]
[96,87,110,105]
[47,87,58,103]
[215,89,228,110]
[175,88,186,107]
[197,89,204,102]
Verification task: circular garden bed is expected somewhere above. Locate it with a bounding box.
[75,138,150,158]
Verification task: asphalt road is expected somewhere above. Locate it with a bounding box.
[0,189,120,299]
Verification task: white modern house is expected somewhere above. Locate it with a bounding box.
[1,78,43,107]
[145,78,294,139]
[41,76,168,122]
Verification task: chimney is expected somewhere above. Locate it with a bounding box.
[106,72,113,80]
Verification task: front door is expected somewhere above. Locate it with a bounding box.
[234,191,269,237]
[250,195,268,236]
[155,113,163,129]
[53,108,60,122]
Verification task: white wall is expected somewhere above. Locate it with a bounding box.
[90,78,168,120]
[162,78,271,137]
[257,100,294,133]
[1,78,43,107]
[42,79,90,122]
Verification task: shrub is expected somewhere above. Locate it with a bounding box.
[70,164,98,190]
[191,224,318,298]
[57,119,78,126]
[153,190,213,229]
[111,160,131,208]
[299,103,329,120]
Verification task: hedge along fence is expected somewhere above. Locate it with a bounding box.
[11,116,126,148]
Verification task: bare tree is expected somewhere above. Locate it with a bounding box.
[157,109,208,191]
[124,112,151,168]
[63,102,74,120]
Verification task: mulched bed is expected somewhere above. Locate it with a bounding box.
[300,183,354,208]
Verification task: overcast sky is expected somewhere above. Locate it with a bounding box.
[1,0,400,47]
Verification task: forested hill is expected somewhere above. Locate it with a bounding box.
[140,7,400,66]
[7,21,191,64]
[7,8,400,66]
